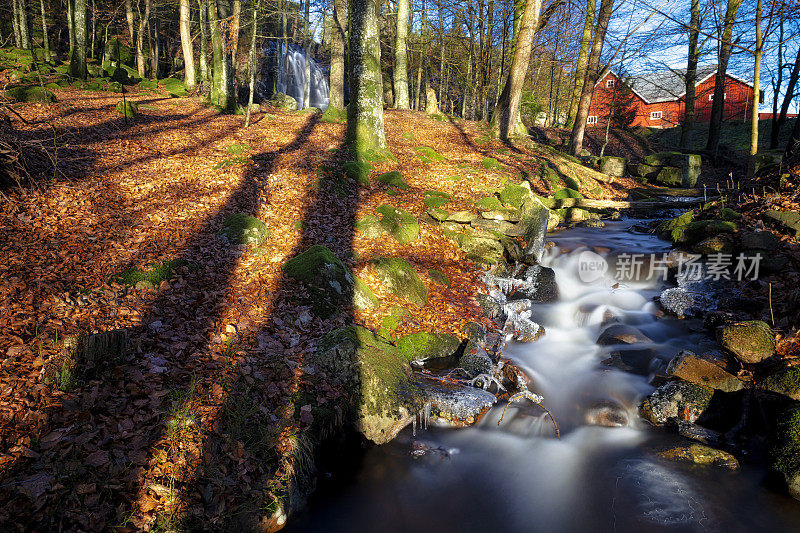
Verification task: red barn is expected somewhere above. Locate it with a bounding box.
[586,65,759,129]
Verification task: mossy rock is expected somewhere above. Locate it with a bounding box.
[320,105,347,124]
[378,306,410,339]
[553,187,584,201]
[481,157,504,171]
[475,196,504,210]
[422,190,452,209]
[447,210,478,223]
[761,365,800,401]
[6,86,57,103]
[653,166,682,187]
[315,325,424,444]
[116,100,138,118]
[343,160,372,186]
[226,143,252,155]
[659,443,739,469]
[428,268,450,287]
[426,208,449,222]
[693,235,734,255]
[219,213,269,245]
[719,207,742,221]
[372,257,428,307]
[269,92,298,111]
[376,204,419,244]
[396,332,461,363]
[138,79,158,90]
[481,208,521,222]
[499,183,532,209]
[717,320,775,364]
[459,234,505,265]
[44,82,60,91]
[161,77,188,97]
[112,259,189,287]
[355,215,385,238]
[104,38,134,66]
[770,404,800,501]
[658,210,696,241]
[376,171,408,190]
[639,381,713,425]
[414,146,445,164]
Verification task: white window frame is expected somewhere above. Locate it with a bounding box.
[587,116,597,125]
[709,93,727,101]
[650,111,662,120]
[606,79,615,88]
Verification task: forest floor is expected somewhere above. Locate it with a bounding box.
[0,85,637,530]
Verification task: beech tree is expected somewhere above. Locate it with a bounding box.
[347,0,387,157]
[179,0,197,90]
[394,0,411,109]
[70,0,88,79]
[567,0,595,128]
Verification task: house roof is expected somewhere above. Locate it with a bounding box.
[604,65,753,104]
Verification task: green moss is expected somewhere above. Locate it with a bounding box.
[422,190,451,208]
[376,170,408,190]
[414,146,446,164]
[372,257,428,307]
[553,187,584,200]
[719,207,742,221]
[499,183,531,209]
[762,366,800,400]
[481,157,504,171]
[475,196,504,210]
[161,77,188,97]
[112,259,189,287]
[226,143,252,155]
[428,268,450,287]
[354,215,385,238]
[116,100,138,117]
[218,213,269,246]
[320,105,347,123]
[375,204,419,244]
[343,160,372,186]
[396,332,461,362]
[771,405,800,483]
[6,85,57,103]
[282,244,356,317]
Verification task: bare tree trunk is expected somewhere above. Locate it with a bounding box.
[70,0,88,78]
[302,0,310,108]
[245,0,261,127]
[490,0,543,139]
[324,0,346,114]
[136,0,151,78]
[67,0,75,57]
[462,45,472,117]
[12,0,22,48]
[746,0,763,179]
[680,0,700,149]
[772,39,800,149]
[90,0,96,60]
[40,0,50,61]
[706,0,744,154]
[198,0,209,81]
[231,0,241,102]
[394,0,411,108]
[210,0,224,105]
[17,0,32,49]
[180,0,197,89]
[347,0,387,157]
[568,0,614,156]
[125,0,134,42]
[567,0,595,128]
[414,0,426,111]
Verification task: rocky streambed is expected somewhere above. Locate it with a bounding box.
[285,195,800,532]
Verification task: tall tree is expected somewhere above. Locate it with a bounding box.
[67,0,75,57]
[16,0,32,49]
[393,0,411,108]
[746,0,764,179]
[198,0,210,81]
[347,0,387,157]
[209,0,225,106]
[324,0,347,117]
[180,0,197,89]
[70,0,88,78]
[705,0,744,154]
[490,0,543,139]
[303,0,311,108]
[245,0,261,127]
[125,0,134,42]
[568,0,614,156]
[136,0,151,77]
[771,44,800,149]
[39,0,50,62]
[680,0,700,149]
[567,0,595,128]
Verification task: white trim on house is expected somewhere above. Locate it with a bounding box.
[587,115,597,125]
[650,111,662,120]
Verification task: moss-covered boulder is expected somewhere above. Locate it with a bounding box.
[422,190,451,208]
[6,86,57,103]
[653,166,682,187]
[161,77,188,97]
[372,257,428,307]
[343,160,372,186]
[499,183,530,209]
[116,100,138,117]
[376,204,419,244]
[269,92,298,111]
[103,37,134,66]
[639,381,713,425]
[283,244,377,317]
[475,196,504,210]
[553,187,584,201]
[426,208,449,222]
[765,210,800,238]
[459,234,505,265]
[666,350,743,392]
[518,194,551,262]
[628,163,660,179]
[741,230,779,251]
[659,443,739,469]
[219,213,269,245]
[770,404,800,501]
[354,215,385,238]
[693,234,734,255]
[481,157,504,171]
[314,325,424,444]
[376,170,408,190]
[447,210,478,223]
[599,156,626,178]
[414,146,445,164]
[396,332,461,364]
[658,210,697,241]
[717,320,775,364]
[481,208,521,222]
[760,365,800,400]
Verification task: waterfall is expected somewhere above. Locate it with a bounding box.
[264,42,330,111]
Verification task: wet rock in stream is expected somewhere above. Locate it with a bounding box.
[584,401,629,427]
[639,380,714,425]
[417,379,497,427]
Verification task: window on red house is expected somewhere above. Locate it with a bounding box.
[606,79,614,88]
[650,111,662,120]
[587,116,597,125]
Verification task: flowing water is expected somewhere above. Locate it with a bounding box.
[262,43,330,110]
[289,219,800,532]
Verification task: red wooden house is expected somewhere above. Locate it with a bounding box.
[586,65,759,129]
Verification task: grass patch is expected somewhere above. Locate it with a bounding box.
[414,146,446,164]
[111,259,190,287]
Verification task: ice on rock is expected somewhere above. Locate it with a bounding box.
[659,287,696,317]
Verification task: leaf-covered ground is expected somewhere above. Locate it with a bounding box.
[0,85,635,530]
